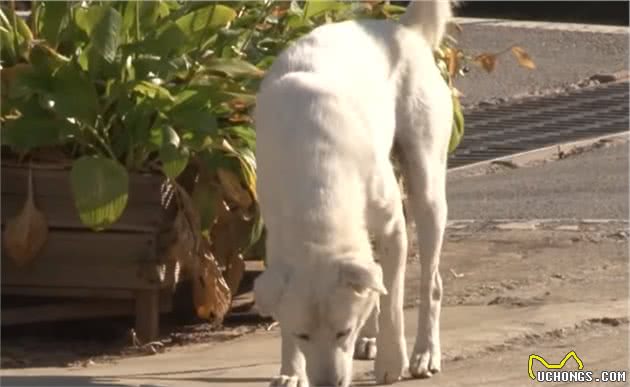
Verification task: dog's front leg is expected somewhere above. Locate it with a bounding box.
[368,174,409,385]
[271,330,308,387]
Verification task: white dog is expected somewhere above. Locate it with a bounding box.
[254,1,453,386]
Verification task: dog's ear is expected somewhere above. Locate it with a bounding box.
[338,259,387,296]
[254,264,290,317]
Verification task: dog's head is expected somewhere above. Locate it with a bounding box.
[254,258,386,387]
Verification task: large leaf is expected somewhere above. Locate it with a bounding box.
[204,58,264,78]
[139,22,189,57]
[29,43,70,73]
[1,115,78,150]
[75,5,122,62]
[70,156,129,230]
[50,62,99,124]
[132,80,174,104]
[174,4,237,35]
[191,173,221,233]
[304,0,348,19]
[38,2,69,47]
[121,1,167,42]
[159,127,189,179]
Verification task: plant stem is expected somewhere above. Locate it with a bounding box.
[31,0,38,38]
[135,0,140,41]
[9,0,20,59]
[86,125,117,160]
[239,0,274,57]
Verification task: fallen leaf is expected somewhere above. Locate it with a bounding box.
[474,53,498,73]
[511,46,536,69]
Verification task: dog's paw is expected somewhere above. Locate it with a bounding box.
[375,340,408,385]
[354,337,377,360]
[409,344,441,378]
[269,375,308,387]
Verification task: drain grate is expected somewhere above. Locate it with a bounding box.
[448,81,629,168]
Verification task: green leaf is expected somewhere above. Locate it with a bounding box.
[1,115,78,150]
[246,209,264,253]
[75,5,122,62]
[221,125,256,150]
[29,43,70,73]
[204,58,264,78]
[304,0,348,19]
[448,95,464,154]
[70,156,129,230]
[38,1,69,47]
[50,62,99,124]
[191,174,220,232]
[139,22,188,57]
[174,4,237,35]
[91,6,122,62]
[159,127,189,179]
[0,26,16,65]
[132,80,174,102]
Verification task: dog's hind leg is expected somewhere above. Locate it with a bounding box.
[397,139,448,379]
[366,166,409,384]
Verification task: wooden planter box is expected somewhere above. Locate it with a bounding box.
[1,165,176,341]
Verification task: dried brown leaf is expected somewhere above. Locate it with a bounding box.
[224,254,245,296]
[193,252,232,322]
[444,47,461,77]
[217,168,252,209]
[511,46,536,70]
[474,53,498,73]
[2,168,48,266]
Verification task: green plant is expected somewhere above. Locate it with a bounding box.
[0,0,410,321]
[0,0,533,321]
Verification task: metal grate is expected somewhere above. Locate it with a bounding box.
[448,81,629,168]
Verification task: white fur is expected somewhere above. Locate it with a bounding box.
[254,1,453,386]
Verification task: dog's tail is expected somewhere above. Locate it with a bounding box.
[398,0,453,49]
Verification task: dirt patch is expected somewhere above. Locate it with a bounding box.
[404,222,628,309]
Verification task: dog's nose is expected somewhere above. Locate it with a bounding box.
[337,378,344,387]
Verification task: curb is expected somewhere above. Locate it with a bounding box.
[453,17,629,34]
[447,131,629,174]
[445,218,629,232]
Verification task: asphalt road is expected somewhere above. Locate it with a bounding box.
[447,141,629,220]
[451,22,628,105]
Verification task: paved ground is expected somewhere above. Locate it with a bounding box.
[2,218,628,387]
[451,20,628,105]
[447,140,629,220]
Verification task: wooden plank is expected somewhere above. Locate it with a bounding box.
[2,300,134,325]
[245,260,265,272]
[135,290,160,342]
[1,286,135,299]
[1,166,171,232]
[1,230,165,290]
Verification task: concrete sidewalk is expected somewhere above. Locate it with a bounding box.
[2,219,627,387]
